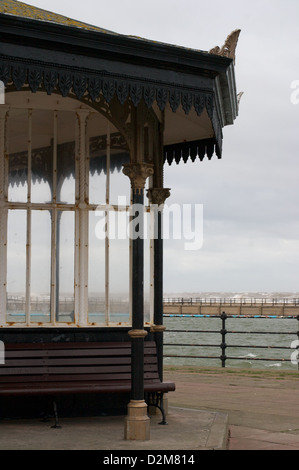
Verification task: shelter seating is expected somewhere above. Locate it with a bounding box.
[0,341,175,427]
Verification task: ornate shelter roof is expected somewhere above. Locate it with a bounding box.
[0,0,117,33]
[0,0,241,165]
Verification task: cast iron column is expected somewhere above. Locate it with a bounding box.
[0,107,9,327]
[123,162,154,441]
[131,186,145,400]
[148,188,171,381]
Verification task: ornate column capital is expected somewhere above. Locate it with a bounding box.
[128,329,148,339]
[150,325,167,333]
[123,163,154,192]
[147,188,171,206]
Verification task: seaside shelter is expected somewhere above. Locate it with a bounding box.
[0,0,240,440]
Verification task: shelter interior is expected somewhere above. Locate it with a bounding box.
[0,0,240,435]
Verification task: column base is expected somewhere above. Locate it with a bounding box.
[124,400,150,441]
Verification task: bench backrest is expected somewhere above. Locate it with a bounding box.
[0,341,161,385]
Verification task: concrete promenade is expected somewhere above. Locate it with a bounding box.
[0,367,298,451]
[165,367,299,450]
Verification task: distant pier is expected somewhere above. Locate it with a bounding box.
[163,297,299,317]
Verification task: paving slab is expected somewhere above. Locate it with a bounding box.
[164,368,299,451]
[229,425,299,450]
[0,407,228,451]
[1,368,298,452]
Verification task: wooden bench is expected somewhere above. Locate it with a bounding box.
[0,341,175,427]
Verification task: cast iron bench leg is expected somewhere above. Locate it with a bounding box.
[147,392,168,426]
[51,400,62,429]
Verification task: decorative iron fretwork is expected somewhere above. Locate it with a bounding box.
[28,68,42,93]
[88,77,102,102]
[130,83,143,107]
[181,92,193,115]
[156,88,168,112]
[0,56,223,159]
[194,94,205,117]
[164,138,221,166]
[59,72,72,97]
[143,85,155,109]
[73,75,87,100]
[1,57,216,117]
[12,65,27,91]
[0,61,10,85]
[44,70,58,95]
[169,89,180,113]
[117,81,129,105]
[8,130,130,190]
[102,79,115,104]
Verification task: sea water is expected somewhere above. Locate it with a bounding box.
[163,316,299,371]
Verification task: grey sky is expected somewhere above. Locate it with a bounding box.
[24,0,299,293]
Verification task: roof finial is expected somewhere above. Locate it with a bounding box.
[209,29,241,63]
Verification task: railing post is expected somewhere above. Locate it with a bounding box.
[220,312,227,368]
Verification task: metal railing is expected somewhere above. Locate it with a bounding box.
[164,297,299,306]
[163,313,299,369]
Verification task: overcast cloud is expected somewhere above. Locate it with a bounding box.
[25,0,299,294]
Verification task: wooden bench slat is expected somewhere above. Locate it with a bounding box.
[1,366,157,377]
[5,347,157,359]
[0,363,160,376]
[1,356,157,370]
[5,349,130,359]
[0,341,175,411]
[0,378,168,391]
[0,380,175,397]
[5,342,157,351]
[0,371,161,385]
[0,379,167,390]
[4,357,132,367]
[5,342,133,350]
[0,365,134,376]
